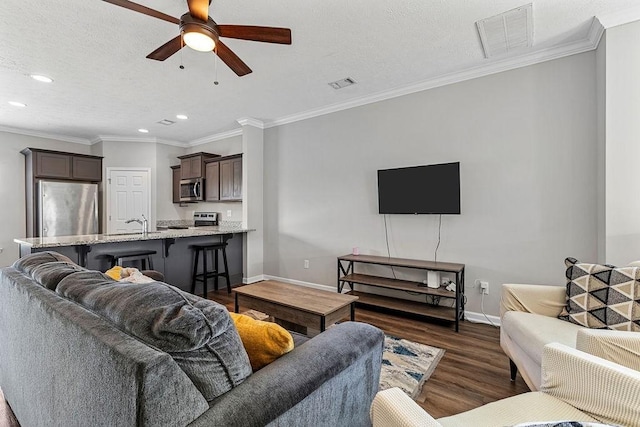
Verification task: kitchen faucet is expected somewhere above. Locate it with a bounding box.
[125,214,148,234]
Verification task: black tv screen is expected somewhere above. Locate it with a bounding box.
[377,162,460,214]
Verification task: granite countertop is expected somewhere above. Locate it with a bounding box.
[14,225,254,249]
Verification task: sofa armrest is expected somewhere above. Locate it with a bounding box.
[577,329,640,371]
[541,342,640,427]
[500,283,566,319]
[370,388,442,427]
[189,322,384,427]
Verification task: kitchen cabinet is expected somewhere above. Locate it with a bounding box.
[24,148,103,182]
[178,152,219,180]
[204,154,242,202]
[205,161,220,201]
[72,156,102,181]
[220,156,242,201]
[171,165,181,203]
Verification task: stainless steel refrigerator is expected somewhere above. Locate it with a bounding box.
[38,181,99,237]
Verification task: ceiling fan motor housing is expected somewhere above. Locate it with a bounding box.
[180,12,219,41]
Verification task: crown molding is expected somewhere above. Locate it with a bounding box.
[597,6,640,29]
[0,125,92,145]
[266,24,604,129]
[188,128,243,147]
[237,117,265,129]
[92,135,186,147]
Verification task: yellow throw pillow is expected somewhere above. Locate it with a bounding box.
[105,266,124,280]
[229,311,294,371]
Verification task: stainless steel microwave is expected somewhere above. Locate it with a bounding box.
[180,178,204,202]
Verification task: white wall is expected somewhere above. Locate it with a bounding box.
[263,52,599,316]
[96,140,158,231]
[156,142,187,220]
[0,131,92,266]
[604,20,640,265]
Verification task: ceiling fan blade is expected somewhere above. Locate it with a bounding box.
[187,0,210,22]
[218,25,292,44]
[147,35,184,61]
[102,0,179,25]
[215,41,252,76]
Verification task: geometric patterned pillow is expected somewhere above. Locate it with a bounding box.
[558,257,640,331]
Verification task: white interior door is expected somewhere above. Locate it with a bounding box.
[107,168,151,233]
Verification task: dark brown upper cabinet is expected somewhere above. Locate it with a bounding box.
[178,152,219,180]
[205,161,220,201]
[171,165,181,203]
[204,154,242,202]
[22,148,103,182]
[220,156,242,201]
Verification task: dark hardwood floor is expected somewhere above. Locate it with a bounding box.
[0,287,530,425]
[209,287,530,419]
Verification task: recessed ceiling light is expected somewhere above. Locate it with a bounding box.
[30,74,53,83]
[8,101,26,107]
[138,128,149,133]
[176,114,188,120]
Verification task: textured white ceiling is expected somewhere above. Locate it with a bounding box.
[0,0,639,144]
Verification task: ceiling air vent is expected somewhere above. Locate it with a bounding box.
[329,77,357,90]
[476,3,533,58]
[157,119,175,126]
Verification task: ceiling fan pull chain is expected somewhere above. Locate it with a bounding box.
[179,31,185,70]
[214,47,219,85]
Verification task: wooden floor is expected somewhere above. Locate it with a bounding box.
[0,287,530,425]
[210,287,530,419]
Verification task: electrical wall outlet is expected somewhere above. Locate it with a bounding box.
[480,281,489,295]
[0,247,3,254]
[304,259,310,269]
[226,210,232,218]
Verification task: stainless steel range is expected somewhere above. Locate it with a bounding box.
[193,212,219,227]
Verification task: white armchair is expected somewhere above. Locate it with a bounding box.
[371,343,640,427]
[500,283,640,390]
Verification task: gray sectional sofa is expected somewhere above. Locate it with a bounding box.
[0,251,384,427]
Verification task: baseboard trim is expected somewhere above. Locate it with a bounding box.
[243,274,266,284]
[464,311,501,327]
[262,275,338,292]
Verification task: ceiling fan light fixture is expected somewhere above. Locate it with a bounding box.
[182,24,216,52]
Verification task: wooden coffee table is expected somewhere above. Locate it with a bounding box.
[234,280,358,333]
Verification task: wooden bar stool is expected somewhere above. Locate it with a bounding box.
[106,250,156,270]
[190,242,231,297]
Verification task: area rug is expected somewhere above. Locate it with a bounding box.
[379,335,445,399]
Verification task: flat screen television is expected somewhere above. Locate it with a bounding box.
[377,162,460,214]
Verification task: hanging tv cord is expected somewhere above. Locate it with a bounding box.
[434,214,442,263]
[383,214,397,279]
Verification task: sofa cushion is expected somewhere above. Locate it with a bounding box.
[56,273,252,402]
[502,311,583,367]
[12,251,76,276]
[229,311,294,371]
[30,261,87,290]
[559,258,640,331]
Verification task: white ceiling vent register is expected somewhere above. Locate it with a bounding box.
[329,77,357,90]
[476,3,533,58]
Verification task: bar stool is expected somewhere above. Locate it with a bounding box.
[105,250,156,270]
[190,242,231,297]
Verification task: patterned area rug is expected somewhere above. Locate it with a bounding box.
[379,335,445,399]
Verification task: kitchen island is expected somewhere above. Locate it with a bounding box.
[14,225,254,293]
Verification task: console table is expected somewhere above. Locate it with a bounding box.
[337,254,465,332]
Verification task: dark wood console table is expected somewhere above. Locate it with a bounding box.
[337,254,465,332]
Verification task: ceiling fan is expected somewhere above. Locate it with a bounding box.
[103,0,292,76]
